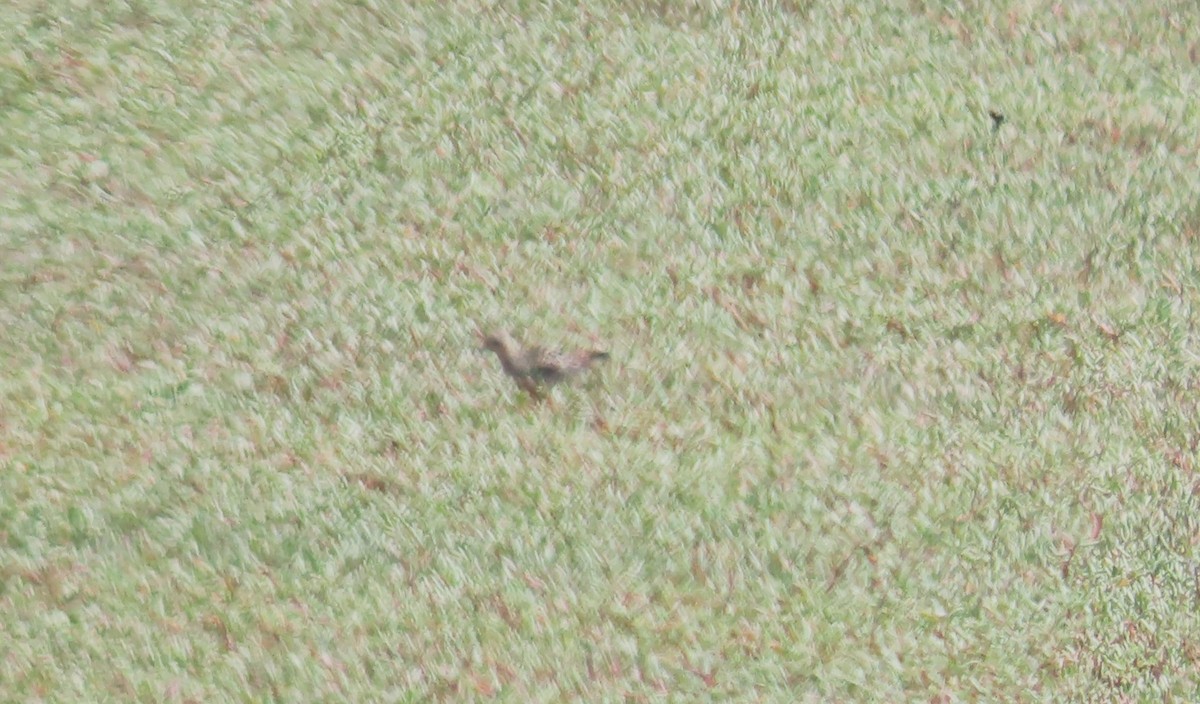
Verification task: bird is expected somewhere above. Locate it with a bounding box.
[481,330,609,398]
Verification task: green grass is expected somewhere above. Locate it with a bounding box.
[3,0,1200,700]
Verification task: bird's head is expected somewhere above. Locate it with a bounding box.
[480,330,515,355]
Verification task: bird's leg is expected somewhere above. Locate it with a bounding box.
[517,377,543,401]
[529,386,553,407]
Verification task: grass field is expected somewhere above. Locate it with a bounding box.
[3,0,1200,701]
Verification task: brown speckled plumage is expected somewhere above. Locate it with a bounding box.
[482,331,609,397]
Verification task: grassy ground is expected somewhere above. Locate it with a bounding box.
[3,0,1200,701]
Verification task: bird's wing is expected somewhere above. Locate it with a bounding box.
[528,347,570,382]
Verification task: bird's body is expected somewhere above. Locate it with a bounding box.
[482,331,608,397]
